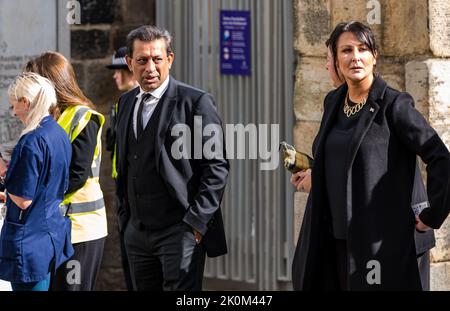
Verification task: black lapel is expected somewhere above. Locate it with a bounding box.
[118,87,140,174]
[314,84,348,159]
[345,75,386,172]
[155,77,178,171]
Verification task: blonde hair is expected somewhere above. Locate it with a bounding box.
[8,72,57,137]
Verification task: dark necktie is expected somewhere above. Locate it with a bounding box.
[137,93,152,138]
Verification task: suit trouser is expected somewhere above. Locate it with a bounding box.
[417,251,430,291]
[124,221,206,291]
[334,239,347,290]
[119,231,134,291]
[51,237,105,291]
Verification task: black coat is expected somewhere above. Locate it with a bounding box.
[115,77,230,257]
[292,76,450,290]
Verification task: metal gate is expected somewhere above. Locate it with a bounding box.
[156,0,295,290]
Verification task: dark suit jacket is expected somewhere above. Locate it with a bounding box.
[292,75,450,290]
[115,77,230,257]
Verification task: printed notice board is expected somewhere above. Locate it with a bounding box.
[220,10,251,76]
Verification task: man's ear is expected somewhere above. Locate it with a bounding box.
[167,52,174,70]
[126,55,133,72]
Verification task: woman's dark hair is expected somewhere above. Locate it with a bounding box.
[327,21,379,75]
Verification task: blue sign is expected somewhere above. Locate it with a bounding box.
[220,10,251,76]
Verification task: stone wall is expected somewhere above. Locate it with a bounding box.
[293,0,450,290]
[70,0,155,290]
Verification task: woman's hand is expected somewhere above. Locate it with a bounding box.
[415,216,431,232]
[290,169,312,193]
[193,229,203,244]
[8,192,32,210]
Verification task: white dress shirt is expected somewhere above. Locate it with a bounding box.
[133,76,170,138]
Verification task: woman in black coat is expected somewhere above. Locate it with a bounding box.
[292,21,450,290]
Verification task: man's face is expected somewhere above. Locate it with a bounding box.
[126,39,174,92]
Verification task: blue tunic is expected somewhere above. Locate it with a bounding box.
[0,116,74,283]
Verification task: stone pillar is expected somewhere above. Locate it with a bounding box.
[70,0,155,290]
[293,0,450,290]
[406,59,450,292]
[406,0,450,290]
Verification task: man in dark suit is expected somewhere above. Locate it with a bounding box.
[114,25,229,291]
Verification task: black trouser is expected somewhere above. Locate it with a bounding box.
[51,237,105,291]
[124,221,206,291]
[119,231,134,291]
[334,239,348,291]
[417,250,430,291]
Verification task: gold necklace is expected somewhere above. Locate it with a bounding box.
[343,93,367,117]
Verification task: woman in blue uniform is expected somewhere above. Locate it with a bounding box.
[0,72,73,291]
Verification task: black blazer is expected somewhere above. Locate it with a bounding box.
[115,77,230,257]
[293,75,450,290]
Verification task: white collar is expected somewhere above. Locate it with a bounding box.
[137,76,170,101]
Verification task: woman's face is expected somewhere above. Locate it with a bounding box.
[9,96,29,124]
[113,69,137,91]
[336,31,377,84]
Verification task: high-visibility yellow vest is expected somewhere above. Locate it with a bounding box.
[112,146,117,179]
[58,105,108,244]
[111,102,118,179]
